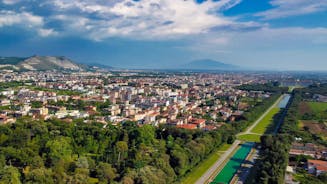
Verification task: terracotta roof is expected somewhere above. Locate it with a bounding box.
[176,124,197,130]
[308,160,327,171]
[191,118,206,124]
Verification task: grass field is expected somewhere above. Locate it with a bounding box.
[237,134,261,142]
[307,102,327,113]
[181,144,231,184]
[251,107,280,134]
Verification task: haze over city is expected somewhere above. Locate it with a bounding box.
[0,0,327,70]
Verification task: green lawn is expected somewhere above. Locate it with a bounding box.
[218,144,232,151]
[307,102,327,113]
[251,107,280,134]
[181,144,231,184]
[237,134,261,142]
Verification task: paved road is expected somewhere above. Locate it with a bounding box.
[196,95,285,184]
[238,94,285,136]
[195,140,241,184]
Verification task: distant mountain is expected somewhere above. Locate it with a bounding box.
[179,59,239,70]
[0,57,26,65]
[88,63,114,71]
[0,56,93,71]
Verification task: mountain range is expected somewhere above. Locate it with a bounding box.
[0,56,239,71]
[178,59,239,70]
[0,56,89,71]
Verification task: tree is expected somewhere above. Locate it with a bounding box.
[71,168,89,184]
[318,172,327,182]
[24,168,54,184]
[96,162,117,182]
[115,141,128,165]
[76,157,89,169]
[136,125,155,146]
[0,166,22,184]
[46,137,73,164]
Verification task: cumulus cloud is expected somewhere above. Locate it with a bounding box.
[256,0,327,20]
[1,0,265,40]
[46,0,248,40]
[2,0,325,42]
[0,10,43,27]
[0,10,56,37]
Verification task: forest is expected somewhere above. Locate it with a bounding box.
[0,117,236,184]
[237,82,289,93]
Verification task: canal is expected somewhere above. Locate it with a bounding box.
[278,94,291,108]
[211,142,254,184]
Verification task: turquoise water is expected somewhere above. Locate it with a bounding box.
[211,142,254,184]
[278,94,291,108]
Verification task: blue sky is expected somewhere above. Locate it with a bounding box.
[0,0,326,70]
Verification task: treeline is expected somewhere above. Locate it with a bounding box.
[300,83,327,96]
[251,84,327,184]
[0,118,236,184]
[247,94,295,184]
[237,82,288,93]
[231,93,281,132]
[254,134,292,184]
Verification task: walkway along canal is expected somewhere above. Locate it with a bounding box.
[206,94,292,184]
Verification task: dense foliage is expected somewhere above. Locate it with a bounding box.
[230,93,281,132]
[0,118,236,184]
[253,134,292,184]
[300,83,327,96]
[237,82,288,93]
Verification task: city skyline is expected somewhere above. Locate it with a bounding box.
[0,0,327,70]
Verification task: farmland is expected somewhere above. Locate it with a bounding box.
[299,102,327,120]
[299,120,327,140]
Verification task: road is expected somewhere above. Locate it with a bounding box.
[238,94,285,136]
[195,140,241,184]
[196,94,285,184]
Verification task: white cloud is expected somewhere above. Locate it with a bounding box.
[0,10,56,37]
[0,10,43,27]
[38,28,57,37]
[256,0,327,20]
[47,0,247,40]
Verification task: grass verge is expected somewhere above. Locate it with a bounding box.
[252,107,280,134]
[180,143,231,184]
[237,134,261,142]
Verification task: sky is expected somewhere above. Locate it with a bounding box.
[0,0,326,70]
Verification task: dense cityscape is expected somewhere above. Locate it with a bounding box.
[1,0,327,184]
[0,68,326,184]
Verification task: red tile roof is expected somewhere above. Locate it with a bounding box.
[308,160,327,172]
[176,124,197,130]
